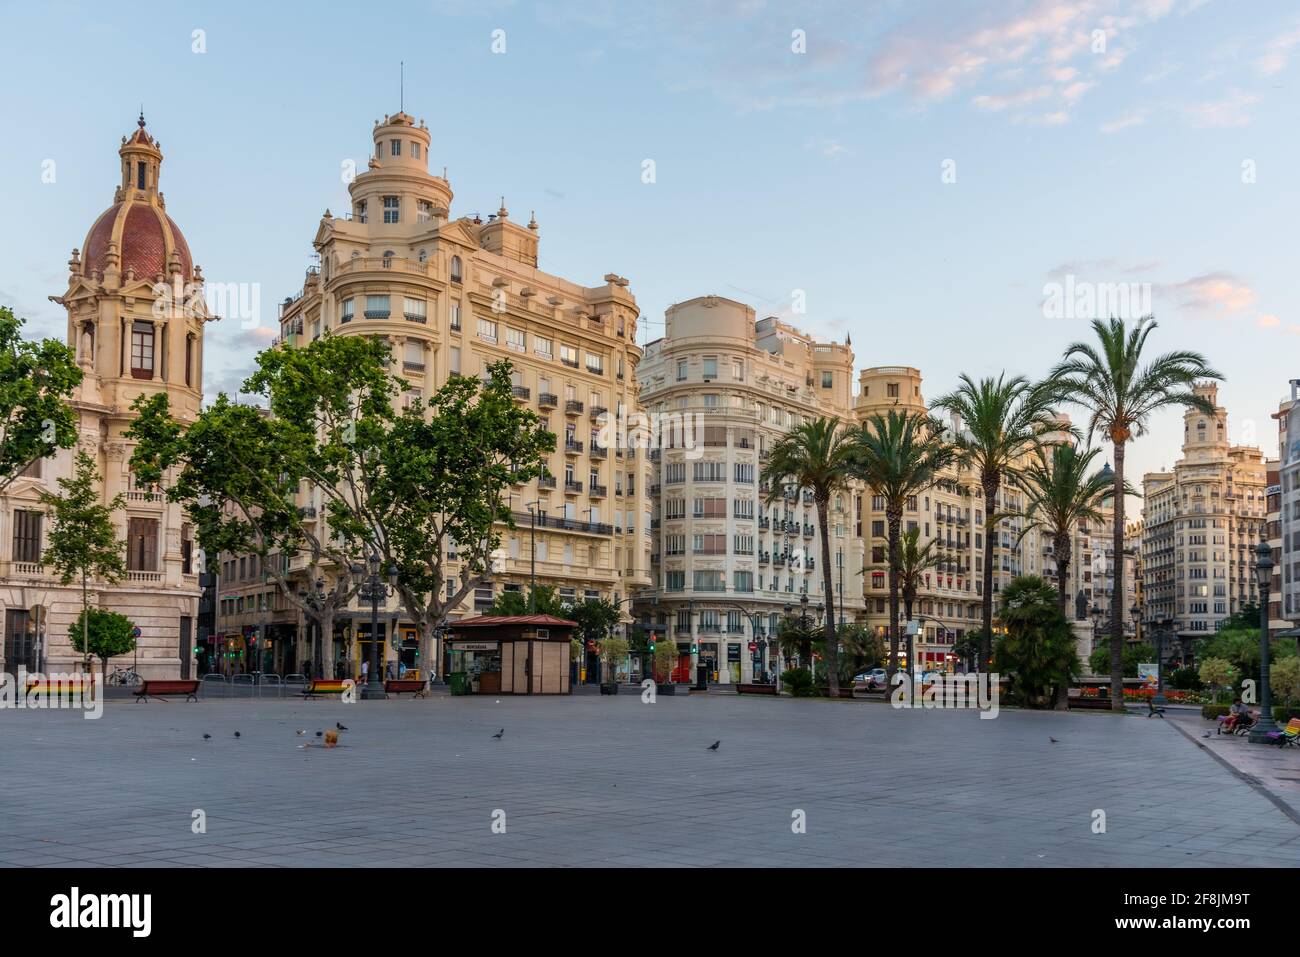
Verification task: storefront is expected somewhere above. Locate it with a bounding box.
[445,615,576,695]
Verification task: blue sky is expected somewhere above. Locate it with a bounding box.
[2,0,1298,487]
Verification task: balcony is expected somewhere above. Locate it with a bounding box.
[565,400,584,415]
[589,483,608,497]
[561,357,580,369]
[363,310,390,320]
[403,360,426,374]
[758,518,770,530]
[298,505,317,518]
[758,552,770,565]
[590,444,607,459]
[403,312,427,324]
[538,475,557,490]
[589,406,608,420]
[564,480,583,494]
[564,440,584,455]
[539,392,558,408]
[803,524,815,537]
[649,483,661,495]
[512,385,531,401]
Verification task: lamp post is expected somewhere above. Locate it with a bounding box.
[1144,602,1168,706]
[1248,540,1278,743]
[357,554,399,700]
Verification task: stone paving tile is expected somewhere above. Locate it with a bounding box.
[2,694,1298,866]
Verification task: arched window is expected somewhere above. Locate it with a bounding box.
[450,255,462,283]
[418,249,427,263]
[382,250,395,269]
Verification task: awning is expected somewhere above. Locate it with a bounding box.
[1274,627,1300,638]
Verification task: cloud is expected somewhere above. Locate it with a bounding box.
[1161,271,1256,313]
[1099,107,1148,132]
[804,138,847,157]
[972,85,1052,111]
[1183,89,1259,127]
[1255,22,1300,76]
[1257,313,1280,329]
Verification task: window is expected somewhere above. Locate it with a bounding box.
[130,321,154,378]
[734,463,755,484]
[364,295,390,319]
[664,462,686,484]
[127,517,159,572]
[586,353,604,375]
[693,570,726,592]
[449,302,461,330]
[403,297,427,323]
[665,570,685,591]
[560,344,578,368]
[390,139,401,157]
[450,256,463,283]
[693,533,726,555]
[822,371,833,389]
[734,571,754,593]
[355,200,367,223]
[12,510,42,563]
[534,335,553,358]
[411,142,421,159]
[449,346,461,374]
[693,461,726,482]
[693,497,726,518]
[383,196,400,223]
[703,357,718,379]
[733,498,754,519]
[417,200,433,222]
[734,533,754,554]
[676,360,687,381]
[184,334,194,387]
[887,382,900,398]
[506,327,525,352]
[733,359,744,381]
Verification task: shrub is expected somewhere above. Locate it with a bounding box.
[1168,666,1202,691]
[1201,705,1230,720]
[652,641,677,684]
[781,667,816,697]
[1269,656,1300,706]
[1272,706,1300,723]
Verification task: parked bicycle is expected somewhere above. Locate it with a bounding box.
[107,667,143,687]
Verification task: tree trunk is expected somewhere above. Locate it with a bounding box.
[980,477,999,672]
[82,571,90,674]
[1053,536,1072,711]
[818,494,838,696]
[1110,442,1126,712]
[885,506,903,684]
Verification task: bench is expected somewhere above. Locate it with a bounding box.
[735,683,777,695]
[1067,693,1114,710]
[301,679,351,699]
[26,676,96,699]
[1267,717,1300,747]
[1146,699,1166,718]
[384,678,427,699]
[134,679,201,702]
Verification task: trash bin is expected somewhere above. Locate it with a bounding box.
[694,664,709,690]
[448,671,469,696]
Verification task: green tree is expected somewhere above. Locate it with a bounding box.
[69,608,135,685]
[0,306,83,493]
[933,374,1057,672]
[39,450,125,672]
[569,598,620,652]
[1198,657,1237,699]
[838,621,885,672]
[652,638,677,684]
[372,361,553,667]
[1046,316,1221,711]
[760,417,853,694]
[1012,443,1116,613]
[487,585,566,617]
[1269,656,1300,707]
[992,576,1081,709]
[848,410,954,681]
[1194,627,1297,685]
[599,636,630,685]
[775,613,817,668]
[1088,641,1156,679]
[129,334,402,673]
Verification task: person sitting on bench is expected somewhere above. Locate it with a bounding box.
[1223,698,1254,732]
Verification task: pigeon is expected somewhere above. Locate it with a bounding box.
[1048,737,1058,744]
[202,734,211,740]
[295,730,306,736]
[1202,732,1212,738]
[492,729,505,739]
[707,741,720,751]
[315,731,323,738]
[233,731,241,739]
[336,722,349,731]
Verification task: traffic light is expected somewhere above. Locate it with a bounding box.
[690,643,698,655]
[647,636,656,653]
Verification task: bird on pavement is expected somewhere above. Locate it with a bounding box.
[336,722,349,731]
[1048,737,1058,744]
[295,730,306,736]
[707,741,720,751]
[233,731,241,738]
[1202,732,1212,738]
[315,731,323,738]
[202,734,211,740]
[492,729,505,739]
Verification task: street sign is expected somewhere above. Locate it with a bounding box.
[747,642,757,652]
[132,626,142,638]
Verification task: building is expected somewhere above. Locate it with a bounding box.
[269,110,652,679]
[1140,383,1268,663]
[636,296,865,684]
[1273,379,1300,633]
[1,117,212,680]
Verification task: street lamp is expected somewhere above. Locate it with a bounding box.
[1143,602,1168,706]
[297,576,327,678]
[1248,540,1278,743]
[1090,603,1104,657]
[356,554,399,700]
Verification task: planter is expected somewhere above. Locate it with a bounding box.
[600,682,619,695]
[655,681,677,696]
[815,686,857,699]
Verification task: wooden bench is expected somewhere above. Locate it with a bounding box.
[1067,693,1114,710]
[384,678,427,699]
[134,679,201,702]
[735,683,777,695]
[301,679,351,699]
[26,676,96,699]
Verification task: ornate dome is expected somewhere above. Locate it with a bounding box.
[78,115,193,282]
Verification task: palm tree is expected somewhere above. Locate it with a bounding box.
[1046,316,1221,711]
[933,374,1058,672]
[760,417,853,694]
[896,527,942,627]
[848,410,954,682]
[1012,442,1116,614]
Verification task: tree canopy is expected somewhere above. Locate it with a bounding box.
[0,305,83,492]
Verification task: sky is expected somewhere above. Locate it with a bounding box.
[1,0,1298,492]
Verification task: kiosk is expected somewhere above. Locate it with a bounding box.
[445,615,576,695]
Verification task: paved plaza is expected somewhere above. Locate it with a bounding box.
[3,692,1299,867]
